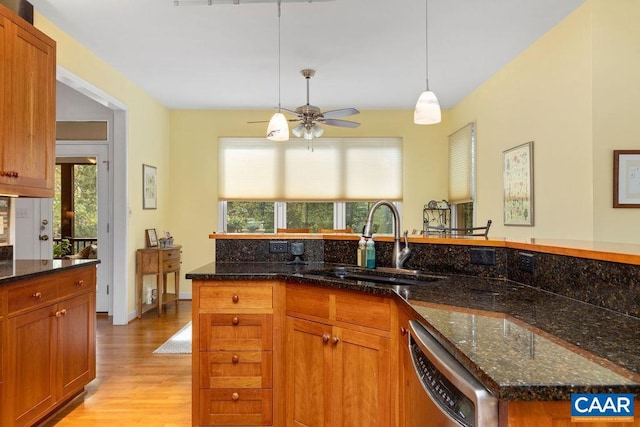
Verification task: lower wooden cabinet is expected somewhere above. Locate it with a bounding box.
[503,401,640,427]
[1,264,96,427]
[192,280,284,427]
[285,283,394,427]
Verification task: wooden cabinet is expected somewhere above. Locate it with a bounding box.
[1,264,96,427]
[285,283,394,427]
[503,401,640,427]
[136,245,181,317]
[0,4,56,198]
[192,280,285,427]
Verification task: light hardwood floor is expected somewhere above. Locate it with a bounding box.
[41,301,192,427]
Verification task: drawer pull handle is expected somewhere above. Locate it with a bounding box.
[400,327,407,336]
[231,392,239,401]
[32,292,43,299]
[332,336,340,345]
[232,294,239,303]
[232,317,239,325]
[322,334,330,343]
[232,355,239,363]
[55,309,67,317]
[76,279,85,287]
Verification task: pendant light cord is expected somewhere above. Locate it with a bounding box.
[425,0,430,91]
[277,0,282,112]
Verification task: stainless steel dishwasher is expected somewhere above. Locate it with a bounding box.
[407,320,498,427]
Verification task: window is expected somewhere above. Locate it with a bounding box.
[448,123,475,229]
[218,138,401,233]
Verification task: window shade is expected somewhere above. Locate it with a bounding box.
[448,123,475,203]
[219,138,402,201]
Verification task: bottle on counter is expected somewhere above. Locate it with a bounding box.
[366,237,376,269]
[357,236,367,267]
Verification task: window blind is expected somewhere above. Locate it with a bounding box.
[218,138,403,201]
[448,123,475,203]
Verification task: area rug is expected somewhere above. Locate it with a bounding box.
[153,321,192,354]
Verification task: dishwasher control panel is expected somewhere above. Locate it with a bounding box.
[410,334,476,426]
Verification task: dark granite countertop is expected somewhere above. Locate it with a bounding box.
[0,259,101,286]
[187,262,640,401]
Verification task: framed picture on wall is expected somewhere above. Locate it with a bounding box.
[503,141,534,226]
[145,228,158,247]
[613,150,640,208]
[143,164,157,209]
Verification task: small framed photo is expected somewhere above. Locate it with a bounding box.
[145,228,158,247]
[143,164,157,210]
[613,150,640,208]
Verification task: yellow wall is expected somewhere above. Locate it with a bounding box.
[34,15,172,315]
[169,109,451,280]
[591,0,640,243]
[451,2,595,240]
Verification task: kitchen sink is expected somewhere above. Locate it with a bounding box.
[301,266,446,286]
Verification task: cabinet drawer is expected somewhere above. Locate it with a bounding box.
[286,284,330,319]
[162,260,180,272]
[200,314,272,351]
[200,286,273,310]
[199,388,272,426]
[162,248,181,262]
[335,290,391,332]
[7,279,57,314]
[200,351,272,389]
[57,267,95,298]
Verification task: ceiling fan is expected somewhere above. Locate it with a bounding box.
[252,69,360,140]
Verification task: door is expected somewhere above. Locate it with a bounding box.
[56,143,110,313]
[333,327,391,427]
[286,316,332,427]
[13,143,111,313]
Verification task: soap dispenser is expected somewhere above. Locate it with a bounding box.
[365,237,376,269]
[357,236,367,267]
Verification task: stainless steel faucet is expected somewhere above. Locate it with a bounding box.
[362,200,411,269]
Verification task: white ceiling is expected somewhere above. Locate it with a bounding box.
[30,0,585,111]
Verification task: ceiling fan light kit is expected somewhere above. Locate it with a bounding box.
[414,0,441,125]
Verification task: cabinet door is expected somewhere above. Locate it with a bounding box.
[285,316,332,427]
[0,19,55,196]
[332,326,391,427]
[7,304,57,427]
[58,292,96,398]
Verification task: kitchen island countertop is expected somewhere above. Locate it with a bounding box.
[187,261,640,401]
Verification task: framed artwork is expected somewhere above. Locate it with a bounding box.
[613,150,640,208]
[145,228,158,247]
[503,141,534,226]
[143,164,157,209]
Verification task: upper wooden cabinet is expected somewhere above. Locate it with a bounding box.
[0,5,56,198]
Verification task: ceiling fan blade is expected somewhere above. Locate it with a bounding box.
[323,119,360,128]
[322,108,360,119]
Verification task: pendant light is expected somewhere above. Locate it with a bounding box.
[414,0,441,125]
[266,0,289,141]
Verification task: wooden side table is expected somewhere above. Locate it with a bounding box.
[136,245,182,317]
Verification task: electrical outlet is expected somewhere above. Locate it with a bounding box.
[470,248,496,265]
[269,240,288,253]
[519,252,535,273]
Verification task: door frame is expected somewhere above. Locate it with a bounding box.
[57,66,130,325]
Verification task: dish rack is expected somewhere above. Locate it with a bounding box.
[422,201,492,238]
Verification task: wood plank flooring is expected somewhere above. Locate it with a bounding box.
[41,301,192,427]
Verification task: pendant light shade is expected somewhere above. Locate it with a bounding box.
[266,0,289,141]
[414,90,441,124]
[267,112,289,141]
[414,0,441,125]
